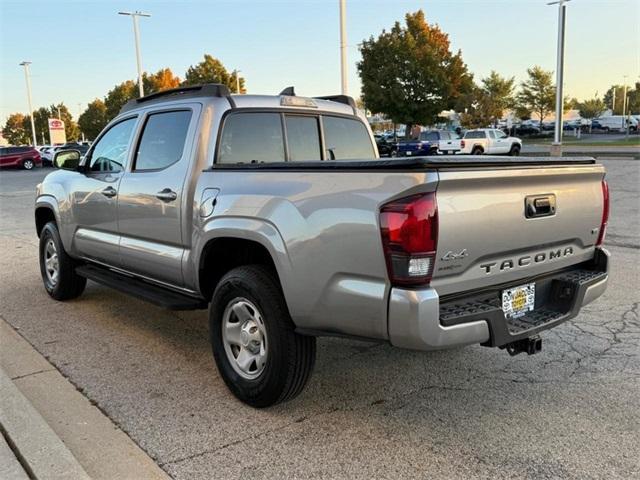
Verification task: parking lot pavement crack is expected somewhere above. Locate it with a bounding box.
[10,369,55,381]
[159,407,340,468]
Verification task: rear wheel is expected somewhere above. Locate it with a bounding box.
[471,146,484,156]
[509,144,521,156]
[39,222,86,300]
[22,158,35,170]
[209,265,316,407]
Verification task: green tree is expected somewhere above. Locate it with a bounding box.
[357,10,473,137]
[104,80,137,120]
[78,99,108,140]
[517,66,556,125]
[183,54,245,93]
[479,71,515,127]
[514,105,532,121]
[31,107,52,144]
[459,86,493,129]
[577,97,606,132]
[2,113,30,145]
[603,85,624,114]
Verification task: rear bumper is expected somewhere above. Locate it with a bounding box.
[388,248,609,351]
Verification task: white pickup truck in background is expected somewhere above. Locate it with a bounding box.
[461,128,522,156]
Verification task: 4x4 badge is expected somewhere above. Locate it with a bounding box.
[442,249,468,261]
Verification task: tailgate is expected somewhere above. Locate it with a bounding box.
[431,164,606,296]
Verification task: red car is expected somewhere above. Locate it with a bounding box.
[0,146,42,170]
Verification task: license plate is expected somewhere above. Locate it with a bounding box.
[502,283,535,319]
[406,151,412,156]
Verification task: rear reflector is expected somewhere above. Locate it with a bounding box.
[380,193,438,286]
[596,179,609,246]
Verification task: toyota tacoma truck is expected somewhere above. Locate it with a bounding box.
[36,84,610,407]
[460,128,522,156]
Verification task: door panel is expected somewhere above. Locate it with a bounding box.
[71,117,138,265]
[117,108,197,286]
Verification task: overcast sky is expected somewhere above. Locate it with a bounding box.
[1,0,639,123]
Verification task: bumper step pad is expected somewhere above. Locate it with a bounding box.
[438,268,607,347]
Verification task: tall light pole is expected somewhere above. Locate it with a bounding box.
[622,75,629,136]
[118,11,151,97]
[19,61,37,147]
[339,0,348,95]
[548,0,570,157]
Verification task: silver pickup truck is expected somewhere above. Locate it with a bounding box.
[36,84,610,407]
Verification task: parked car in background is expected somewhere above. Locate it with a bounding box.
[0,146,42,170]
[461,129,522,156]
[594,115,638,132]
[514,124,541,136]
[397,130,461,156]
[375,134,398,157]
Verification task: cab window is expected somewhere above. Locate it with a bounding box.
[285,115,321,161]
[88,118,137,172]
[323,116,374,159]
[218,113,285,164]
[134,110,192,171]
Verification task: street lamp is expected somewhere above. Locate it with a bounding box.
[548,0,570,157]
[118,10,151,97]
[622,75,629,137]
[19,61,37,147]
[339,0,348,95]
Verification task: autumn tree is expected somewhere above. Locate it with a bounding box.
[517,66,555,124]
[2,113,30,145]
[183,54,245,93]
[78,99,108,140]
[31,107,52,144]
[358,10,473,137]
[143,68,181,94]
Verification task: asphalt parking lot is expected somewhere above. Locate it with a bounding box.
[1,160,638,479]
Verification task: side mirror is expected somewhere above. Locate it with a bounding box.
[54,150,81,170]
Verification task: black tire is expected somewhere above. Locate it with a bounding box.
[471,146,484,155]
[22,158,35,170]
[509,144,521,156]
[209,265,316,407]
[39,222,86,300]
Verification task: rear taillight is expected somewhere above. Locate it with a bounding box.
[461,140,465,148]
[596,179,609,246]
[380,193,438,286]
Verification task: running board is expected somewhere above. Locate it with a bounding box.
[75,265,208,310]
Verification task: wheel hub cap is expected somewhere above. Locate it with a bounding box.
[222,298,268,380]
[44,239,59,285]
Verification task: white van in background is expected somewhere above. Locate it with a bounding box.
[594,115,638,132]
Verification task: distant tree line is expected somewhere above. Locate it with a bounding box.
[358,10,639,134]
[2,54,245,144]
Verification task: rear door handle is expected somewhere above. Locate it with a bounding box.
[101,186,117,198]
[156,188,177,202]
[525,194,556,218]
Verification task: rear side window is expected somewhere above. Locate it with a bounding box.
[420,131,439,141]
[219,113,284,164]
[134,111,192,171]
[323,116,374,159]
[464,131,485,139]
[285,115,321,161]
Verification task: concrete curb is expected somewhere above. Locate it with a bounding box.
[0,368,91,480]
[0,318,171,480]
